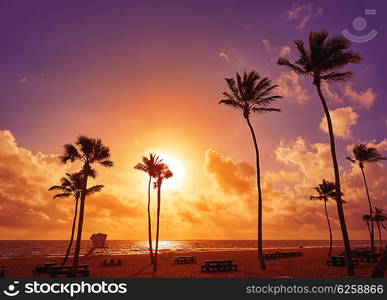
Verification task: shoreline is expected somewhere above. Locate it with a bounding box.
[0,247,380,278]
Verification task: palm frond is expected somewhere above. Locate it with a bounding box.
[53,193,71,199]
[86,185,104,195]
[251,107,281,114]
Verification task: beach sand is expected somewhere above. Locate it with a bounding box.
[0,247,379,278]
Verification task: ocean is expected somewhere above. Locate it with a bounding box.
[0,240,373,259]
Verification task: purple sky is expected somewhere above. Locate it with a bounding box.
[0,0,386,162]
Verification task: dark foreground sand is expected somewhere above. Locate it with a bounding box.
[0,247,380,278]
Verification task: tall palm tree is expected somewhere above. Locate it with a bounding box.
[278,30,361,275]
[219,70,282,270]
[362,214,372,243]
[134,153,163,264]
[59,136,113,274]
[347,144,386,252]
[310,179,344,256]
[49,172,104,266]
[373,207,387,251]
[152,163,173,273]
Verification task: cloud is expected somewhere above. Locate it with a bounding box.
[204,149,254,195]
[323,83,376,109]
[262,40,291,58]
[217,49,248,68]
[285,3,323,30]
[1,130,384,240]
[261,39,272,51]
[275,137,387,236]
[279,45,291,57]
[276,71,310,103]
[319,106,359,139]
[0,130,145,239]
[218,52,230,63]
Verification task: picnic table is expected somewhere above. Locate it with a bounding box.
[173,256,196,264]
[0,268,7,278]
[35,262,57,273]
[201,260,238,272]
[102,258,123,266]
[326,256,359,267]
[49,265,90,278]
[361,253,380,263]
[263,251,303,260]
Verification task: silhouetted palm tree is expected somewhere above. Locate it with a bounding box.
[49,172,103,266]
[219,70,282,270]
[310,179,344,256]
[373,207,387,251]
[278,30,361,275]
[362,214,372,243]
[347,144,386,252]
[152,163,173,273]
[60,136,113,274]
[134,153,163,265]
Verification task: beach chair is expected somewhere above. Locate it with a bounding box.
[85,233,110,256]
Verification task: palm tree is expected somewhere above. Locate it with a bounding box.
[219,70,282,270]
[49,172,104,266]
[373,207,387,251]
[278,30,361,275]
[134,153,163,264]
[59,136,113,274]
[152,163,173,273]
[310,179,344,256]
[362,214,372,243]
[347,144,386,252]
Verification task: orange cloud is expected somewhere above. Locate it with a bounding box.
[1,130,385,241]
[319,106,359,139]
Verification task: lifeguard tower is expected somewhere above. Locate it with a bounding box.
[85,233,110,256]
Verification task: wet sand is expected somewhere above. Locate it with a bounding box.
[0,247,379,278]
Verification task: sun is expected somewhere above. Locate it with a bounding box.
[159,153,185,190]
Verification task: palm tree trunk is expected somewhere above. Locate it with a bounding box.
[153,181,161,273]
[365,220,371,243]
[377,222,382,251]
[147,176,154,264]
[246,116,266,271]
[324,199,333,257]
[316,83,354,276]
[72,168,89,276]
[371,245,387,277]
[360,166,375,252]
[62,198,79,266]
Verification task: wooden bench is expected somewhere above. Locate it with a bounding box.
[361,253,380,263]
[326,256,359,267]
[173,256,196,264]
[201,260,237,272]
[49,265,90,277]
[35,262,57,273]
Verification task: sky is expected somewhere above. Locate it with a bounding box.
[0,0,386,241]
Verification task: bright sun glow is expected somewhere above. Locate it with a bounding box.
[159,154,185,190]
